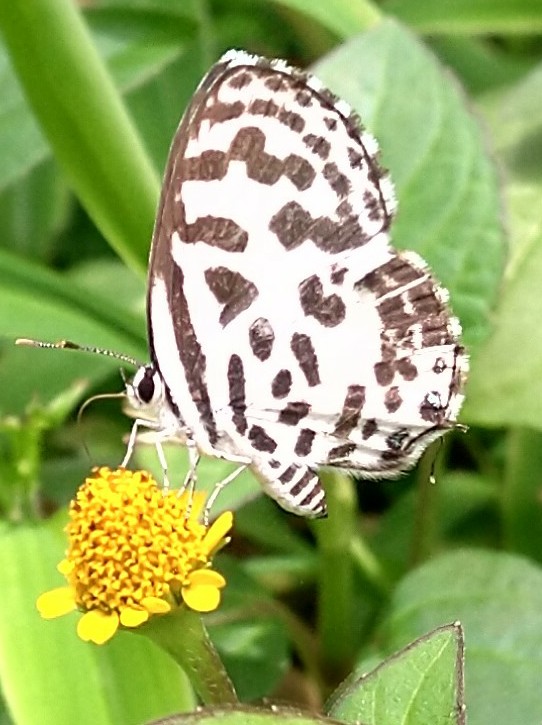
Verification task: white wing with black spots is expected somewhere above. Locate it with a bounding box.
[136,49,467,518]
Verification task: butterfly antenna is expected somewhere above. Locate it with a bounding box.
[76,392,127,463]
[15,338,143,368]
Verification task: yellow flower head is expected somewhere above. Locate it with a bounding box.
[37,467,232,645]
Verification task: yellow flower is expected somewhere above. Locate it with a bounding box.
[36,467,232,645]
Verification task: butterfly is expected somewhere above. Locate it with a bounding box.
[118,49,467,518]
[20,50,467,518]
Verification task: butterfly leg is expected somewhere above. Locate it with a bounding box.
[121,418,172,489]
[203,464,247,525]
[121,418,142,468]
[154,439,170,491]
[180,440,200,496]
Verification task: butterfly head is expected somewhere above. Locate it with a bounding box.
[125,364,166,414]
[124,363,189,443]
[15,338,187,442]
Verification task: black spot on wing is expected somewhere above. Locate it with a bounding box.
[278,401,310,425]
[272,369,292,399]
[290,333,320,387]
[299,275,346,327]
[294,428,315,457]
[205,266,258,326]
[249,317,274,361]
[333,385,366,437]
[249,425,277,453]
[228,354,247,435]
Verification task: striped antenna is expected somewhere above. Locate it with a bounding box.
[15,338,143,368]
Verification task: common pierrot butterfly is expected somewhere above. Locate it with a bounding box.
[19,50,467,518]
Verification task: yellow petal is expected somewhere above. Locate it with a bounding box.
[36,587,77,619]
[202,512,233,553]
[57,559,73,576]
[182,584,221,612]
[188,569,226,589]
[141,596,171,614]
[77,610,119,644]
[120,608,149,628]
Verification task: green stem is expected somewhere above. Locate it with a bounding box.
[502,427,542,561]
[410,446,440,566]
[266,600,323,690]
[140,607,238,706]
[313,473,357,676]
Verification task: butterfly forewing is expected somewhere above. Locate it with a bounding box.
[147,50,467,517]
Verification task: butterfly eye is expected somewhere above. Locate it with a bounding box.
[132,365,160,405]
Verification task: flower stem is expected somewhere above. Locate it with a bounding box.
[312,472,357,676]
[139,607,238,705]
[503,427,542,560]
[349,531,392,597]
[411,447,439,565]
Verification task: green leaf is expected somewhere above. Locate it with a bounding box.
[0,160,71,261]
[121,42,205,173]
[267,0,382,39]
[386,0,542,35]
[462,65,542,429]
[146,705,348,724]
[462,189,542,428]
[0,521,195,725]
[208,558,291,702]
[313,20,504,350]
[67,258,146,315]
[434,35,533,98]
[427,36,533,95]
[378,549,542,725]
[0,5,196,191]
[210,619,289,702]
[368,471,497,579]
[234,496,312,554]
[0,247,146,412]
[327,623,465,724]
[0,45,50,188]
[0,0,161,271]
